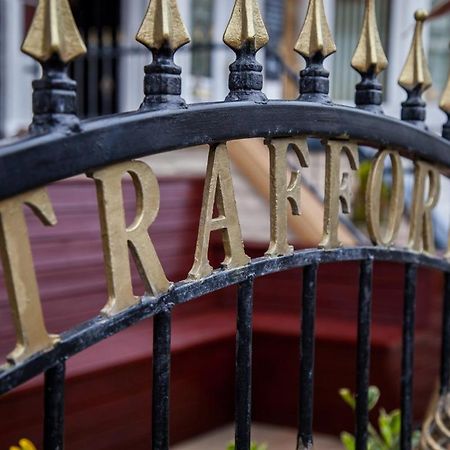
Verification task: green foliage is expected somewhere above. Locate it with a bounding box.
[352,159,391,227]
[226,442,268,450]
[339,386,421,450]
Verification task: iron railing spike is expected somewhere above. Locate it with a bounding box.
[294,0,336,104]
[223,0,269,103]
[21,0,86,135]
[398,10,432,129]
[136,0,191,111]
[351,0,388,114]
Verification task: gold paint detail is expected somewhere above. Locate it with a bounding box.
[366,150,405,246]
[294,0,336,58]
[223,0,269,51]
[265,138,310,257]
[351,0,388,75]
[398,10,432,92]
[21,0,86,63]
[409,161,440,254]
[319,140,359,249]
[0,189,59,365]
[136,0,191,51]
[88,161,172,317]
[9,439,37,450]
[189,144,250,280]
[440,71,450,113]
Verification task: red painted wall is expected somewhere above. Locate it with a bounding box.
[0,178,442,448]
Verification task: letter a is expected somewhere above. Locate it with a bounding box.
[189,143,250,280]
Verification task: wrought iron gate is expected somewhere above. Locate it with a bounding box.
[1,0,450,449]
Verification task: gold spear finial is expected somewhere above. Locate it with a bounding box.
[294,0,336,59]
[398,10,432,92]
[136,0,190,51]
[351,0,388,75]
[21,0,86,64]
[223,0,269,51]
[440,72,450,114]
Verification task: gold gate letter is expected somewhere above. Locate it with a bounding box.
[408,162,440,254]
[189,143,250,280]
[89,161,171,316]
[0,189,59,364]
[366,150,405,246]
[266,138,310,256]
[320,140,359,249]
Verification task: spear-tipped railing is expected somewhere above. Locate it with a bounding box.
[136,0,191,111]
[21,0,86,134]
[351,0,388,113]
[398,10,433,129]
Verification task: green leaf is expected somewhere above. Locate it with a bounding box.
[378,408,393,447]
[340,432,355,450]
[339,388,356,410]
[226,443,235,450]
[367,437,384,450]
[389,409,401,437]
[412,430,421,449]
[368,386,381,411]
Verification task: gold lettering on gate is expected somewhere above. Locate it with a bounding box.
[189,143,250,280]
[366,150,405,246]
[89,161,171,317]
[320,140,359,249]
[0,189,59,364]
[408,162,440,254]
[265,138,310,256]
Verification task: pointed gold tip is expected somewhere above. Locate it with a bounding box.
[351,0,388,75]
[136,0,190,51]
[398,9,432,92]
[440,73,450,114]
[223,0,269,51]
[21,0,86,64]
[294,0,336,59]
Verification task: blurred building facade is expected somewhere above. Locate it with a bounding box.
[0,0,449,138]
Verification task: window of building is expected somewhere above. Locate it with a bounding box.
[331,0,390,102]
[264,0,286,80]
[428,0,450,101]
[191,0,214,78]
[70,0,121,118]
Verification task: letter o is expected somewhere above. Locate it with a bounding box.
[366,150,405,246]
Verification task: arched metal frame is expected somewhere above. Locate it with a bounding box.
[0,101,450,450]
[0,102,450,200]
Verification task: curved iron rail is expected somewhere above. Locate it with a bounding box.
[0,245,448,396]
[0,101,449,200]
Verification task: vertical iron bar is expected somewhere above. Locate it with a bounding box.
[298,263,318,450]
[100,29,114,115]
[88,29,99,117]
[400,263,418,450]
[355,258,374,450]
[43,361,66,450]
[235,276,255,450]
[440,272,450,395]
[73,58,85,117]
[152,310,172,450]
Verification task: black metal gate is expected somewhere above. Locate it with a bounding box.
[1,0,450,450]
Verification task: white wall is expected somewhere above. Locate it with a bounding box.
[0,0,447,134]
[2,0,34,137]
[118,0,150,112]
